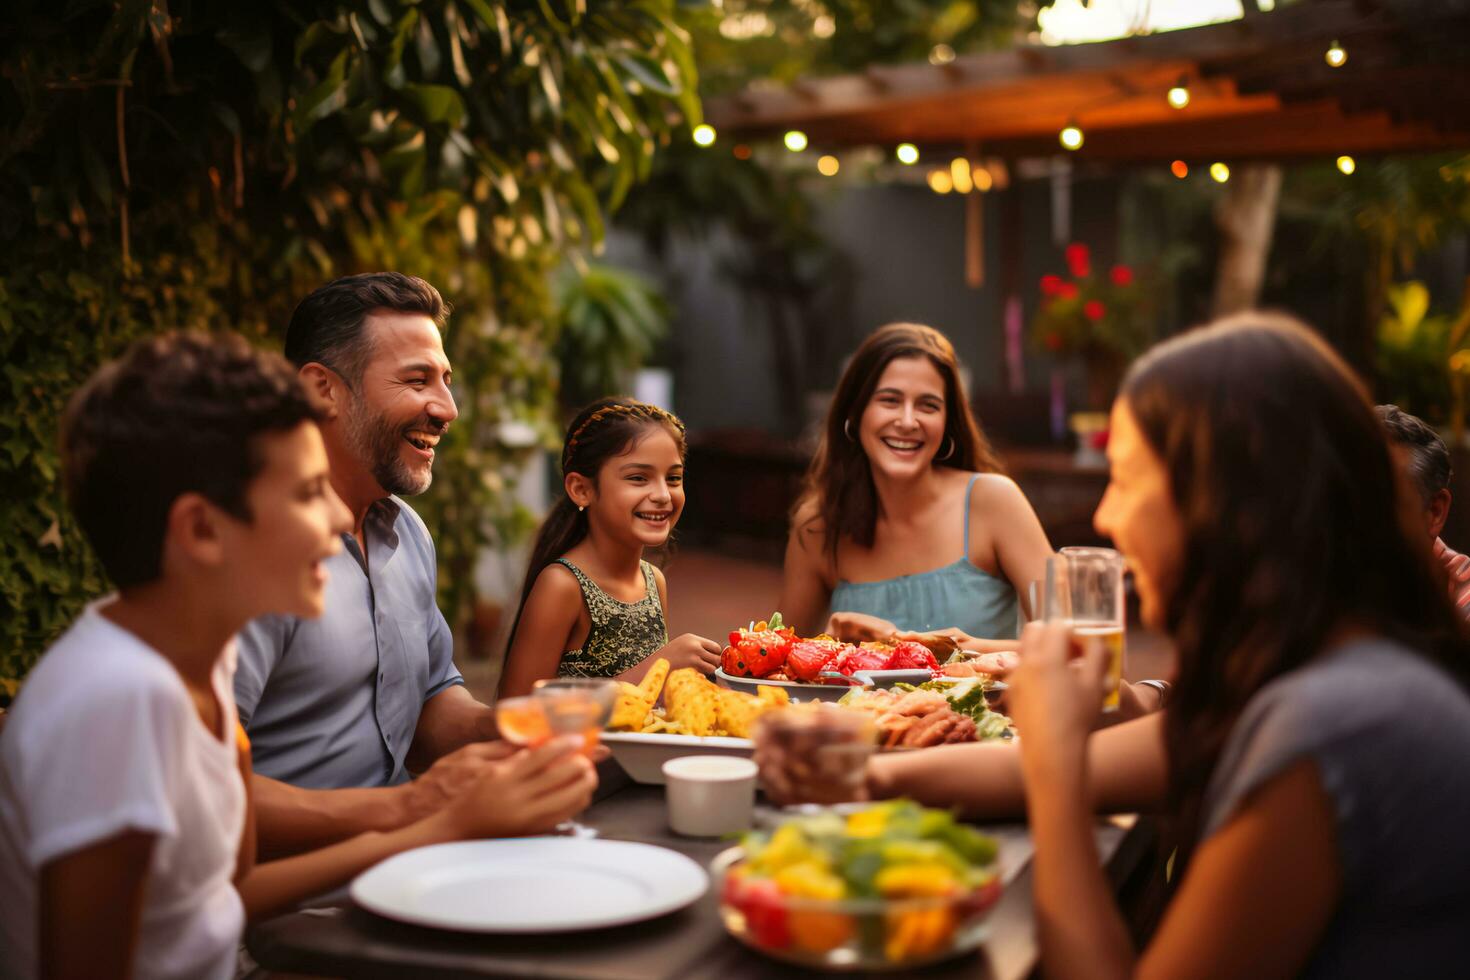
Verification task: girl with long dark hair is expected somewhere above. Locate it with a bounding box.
[781,322,1053,646]
[497,398,722,698]
[1011,313,1470,975]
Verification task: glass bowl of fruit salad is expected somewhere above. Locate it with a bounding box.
[713,801,1002,971]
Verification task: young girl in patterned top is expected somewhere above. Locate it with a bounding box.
[498,398,723,697]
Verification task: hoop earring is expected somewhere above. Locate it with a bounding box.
[843,419,856,442]
[937,436,956,461]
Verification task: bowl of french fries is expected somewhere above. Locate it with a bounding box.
[602,660,793,784]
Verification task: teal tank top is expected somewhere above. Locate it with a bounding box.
[827,474,1020,640]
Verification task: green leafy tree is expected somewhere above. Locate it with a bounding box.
[0,0,699,693]
[553,262,671,408]
[685,0,1025,96]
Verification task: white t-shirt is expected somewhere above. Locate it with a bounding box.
[0,603,246,980]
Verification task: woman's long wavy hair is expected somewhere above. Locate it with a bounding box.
[506,397,687,650]
[798,322,1002,559]
[1123,313,1470,868]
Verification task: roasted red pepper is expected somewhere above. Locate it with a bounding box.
[723,613,795,678]
[832,645,890,675]
[785,637,843,682]
[885,640,941,673]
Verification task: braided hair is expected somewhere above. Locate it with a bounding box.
[506,397,688,652]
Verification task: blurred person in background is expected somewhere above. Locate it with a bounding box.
[1377,403,1470,618]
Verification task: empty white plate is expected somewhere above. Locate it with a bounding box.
[351,837,709,933]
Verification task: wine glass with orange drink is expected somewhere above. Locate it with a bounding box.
[495,679,618,837]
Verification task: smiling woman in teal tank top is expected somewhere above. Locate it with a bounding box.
[828,474,1020,637]
[782,323,1053,647]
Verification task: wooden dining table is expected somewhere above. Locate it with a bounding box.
[246,761,1157,979]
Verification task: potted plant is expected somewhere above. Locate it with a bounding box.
[1031,243,1154,411]
[1376,277,1470,440]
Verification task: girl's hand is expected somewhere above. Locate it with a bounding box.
[824,611,899,644]
[658,633,722,675]
[1007,623,1108,779]
[444,737,597,839]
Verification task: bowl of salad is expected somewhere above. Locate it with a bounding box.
[714,801,1002,971]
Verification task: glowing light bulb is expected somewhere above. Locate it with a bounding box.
[927,169,953,194]
[896,143,920,165]
[1210,162,1230,183]
[973,166,994,192]
[1337,155,1356,175]
[1167,84,1190,109]
[784,130,808,152]
[1325,41,1346,68]
[817,154,840,177]
[1059,124,1084,151]
[692,124,716,147]
[951,158,973,194]
[928,44,955,66]
[1171,160,1189,179]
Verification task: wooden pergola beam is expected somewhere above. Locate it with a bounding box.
[704,0,1470,162]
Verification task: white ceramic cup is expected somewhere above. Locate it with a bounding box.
[662,755,758,837]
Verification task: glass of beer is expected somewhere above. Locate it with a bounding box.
[1044,548,1127,712]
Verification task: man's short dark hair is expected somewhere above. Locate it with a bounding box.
[1377,404,1452,504]
[284,272,450,384]
[61,332,320,589]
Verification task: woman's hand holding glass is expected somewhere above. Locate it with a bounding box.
[1007,622,1110,781]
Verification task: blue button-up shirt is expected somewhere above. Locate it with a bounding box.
[235,497,463,788]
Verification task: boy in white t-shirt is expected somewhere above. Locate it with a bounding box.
[0,333,597,979]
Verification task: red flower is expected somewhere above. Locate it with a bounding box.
[1065,243,1091,278]
[1057,281,1079,300]
[1040,274,1064,296]
[1109,264,1134,286]
[1044,332,1064,352]
[1084,299,1106,320]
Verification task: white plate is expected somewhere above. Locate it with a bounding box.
[714,667,869,703]
[602,730,753,784]
[351,838,708,932]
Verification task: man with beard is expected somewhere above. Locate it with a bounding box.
[236,273,509,856]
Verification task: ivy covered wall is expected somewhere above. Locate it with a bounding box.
[0,0,700,694]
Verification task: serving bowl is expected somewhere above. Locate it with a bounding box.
[600,731,753,785]
[712,846,1002,971]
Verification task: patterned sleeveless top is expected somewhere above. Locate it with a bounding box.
[554,558,668,677]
